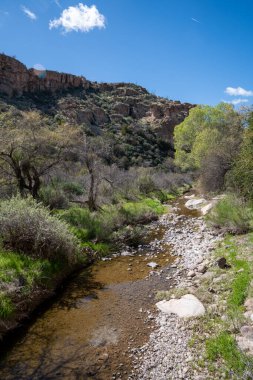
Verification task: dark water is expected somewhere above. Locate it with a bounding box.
[0,197,198,380]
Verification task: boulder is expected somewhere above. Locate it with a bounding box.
[156,294,205,318]
[201,202,214,215]
[185,198,206,210]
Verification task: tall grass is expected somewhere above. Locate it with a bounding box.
[207,194,253,234]
[0,250,60,288]
[58,198,166,244]
[0,293,14,319]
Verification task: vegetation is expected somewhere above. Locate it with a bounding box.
[0,99,190,327]
[0,108,81,198]
[228,112,253,201]
[174,103,243,192]
[207,194,253,234]
[185,234,253,379]
[206,332,246,374]
[0,196,79,263]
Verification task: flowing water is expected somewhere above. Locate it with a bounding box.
[0,199,198,380]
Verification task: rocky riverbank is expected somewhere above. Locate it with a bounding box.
[129,196,224,380]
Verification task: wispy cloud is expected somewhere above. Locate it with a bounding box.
[49,3,106,33]
[191,17,200,23]
[0,10,9,16]
[225,86,253,97]
[54,0,61,8]
[21,5,37,20]
[222,98,249,105]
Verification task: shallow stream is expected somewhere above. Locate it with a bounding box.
[0,198,198,380]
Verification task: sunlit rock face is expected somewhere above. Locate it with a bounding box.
[0,54,195,147]
[0,54,88,96]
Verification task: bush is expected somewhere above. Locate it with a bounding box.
[207,195,253,234]
[39,186,69,210]
[0,197,79,264]
[119,202,156,224]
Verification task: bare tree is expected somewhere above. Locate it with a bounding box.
[82,136,112,211]
[0,109,81,198]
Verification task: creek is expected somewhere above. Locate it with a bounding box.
[0,198,198,380]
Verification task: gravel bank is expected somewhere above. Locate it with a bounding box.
[130,198,223,380]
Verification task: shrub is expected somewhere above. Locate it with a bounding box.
[0,197,79,264]
[207,195,253,234]
[39,186,69,210]
[137,174,157,195]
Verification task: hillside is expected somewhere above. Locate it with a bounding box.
[0,54,194,167]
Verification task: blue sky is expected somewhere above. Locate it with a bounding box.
[0,0,253,106]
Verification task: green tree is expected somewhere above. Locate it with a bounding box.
[228,110,253,200]
[174,103,243,191]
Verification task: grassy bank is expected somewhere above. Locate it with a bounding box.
[57,196,170,255]
[0,192,176,338]
[188,234,253,379]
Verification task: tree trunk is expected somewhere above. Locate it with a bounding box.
[88,171,97,211]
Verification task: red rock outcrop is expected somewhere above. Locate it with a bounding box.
[0,54,89,96]
[0,54,195,145]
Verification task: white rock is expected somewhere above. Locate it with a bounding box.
[201,202,214,215]
[147,262,158,269]
[121,250,132,257]
[156,294,205,318]
[184,194,195,199]
[185,198,206,210]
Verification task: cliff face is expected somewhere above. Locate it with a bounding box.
[0,54,88,96]
[0,54,194,149]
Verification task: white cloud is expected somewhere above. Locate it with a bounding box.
[222,98,249,105]
[191,17,200,23]
[225,86,253,97]
[21,6,37,20]
[49,3,106,33]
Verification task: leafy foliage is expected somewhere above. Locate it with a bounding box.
[228,111,253,201]
[174,103,243,192]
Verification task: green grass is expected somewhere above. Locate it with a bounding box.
[0,251,59,285]
[207,194,253,234]
[0,251,61,289]
[206,332,246,374]
[0,293,14,319]
[58,197,167,246]
[221,237,251,310]
[81,242,111,256]
[200,234,253,377]
[0,249,64,320]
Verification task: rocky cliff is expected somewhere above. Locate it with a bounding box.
[0,54,195,165]
[0,54,88,96]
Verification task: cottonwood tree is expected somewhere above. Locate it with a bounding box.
[174,103,243,191]
[228,109,253,199]
[0,109,81,198]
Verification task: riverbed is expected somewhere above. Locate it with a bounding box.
[0,198,201,380]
